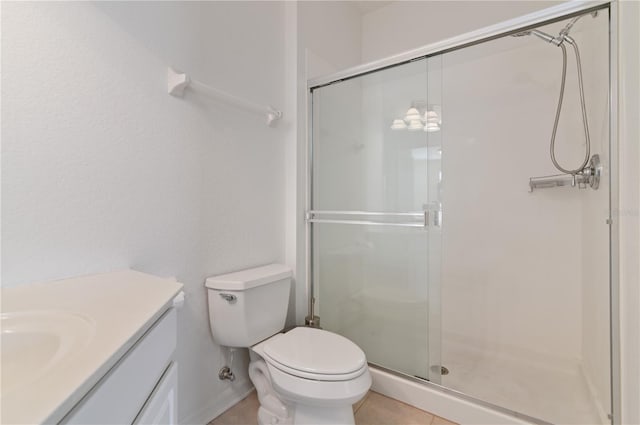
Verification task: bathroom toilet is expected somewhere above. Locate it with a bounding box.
[206,264,371,425]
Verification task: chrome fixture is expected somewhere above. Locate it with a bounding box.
[430,365,450,376]
[514,11,600,190]
[219,347,237,381]
[305,210,436,228]
[219,293,237,304]
[529,154,602,192]
[304,306,322,329]
[218,366,235,381]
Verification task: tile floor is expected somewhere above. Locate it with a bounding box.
[209,390,458,425]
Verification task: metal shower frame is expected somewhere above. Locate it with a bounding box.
[304,1,619,423]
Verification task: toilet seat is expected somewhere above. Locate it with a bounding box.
[261,327,367,381]
[264,358,372,408]
[264,355,368,381]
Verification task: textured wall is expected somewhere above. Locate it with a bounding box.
[2,2,287,423]
[292,1,364,323]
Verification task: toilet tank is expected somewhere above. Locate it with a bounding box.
[205,264,292,348]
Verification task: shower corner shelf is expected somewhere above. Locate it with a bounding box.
[167,67,283,127]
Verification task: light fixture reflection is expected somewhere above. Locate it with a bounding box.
[424,110,440,123]
[390,119,407,130]
[424,122,440,132]
[407,119,424,131]
[392,103,442,133]
[404,107,421,122]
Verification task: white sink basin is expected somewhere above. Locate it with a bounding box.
[1,311,95,396]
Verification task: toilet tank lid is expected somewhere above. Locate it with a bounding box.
[205,264,292,291]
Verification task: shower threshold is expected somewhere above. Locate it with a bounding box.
[369,364,552,425]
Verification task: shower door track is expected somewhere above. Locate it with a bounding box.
[305,1,619,424]
[307,1,609,90]
[370,362,554,425]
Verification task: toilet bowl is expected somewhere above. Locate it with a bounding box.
[252,327,371,424]
[206,264,371,425]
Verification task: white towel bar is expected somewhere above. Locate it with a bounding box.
[167,67,282,127]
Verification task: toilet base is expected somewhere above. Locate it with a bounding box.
[256,404,354,425]
[257,405,293,425]
[292,404,355,425]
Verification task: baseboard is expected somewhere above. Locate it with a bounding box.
[179,379,254,425]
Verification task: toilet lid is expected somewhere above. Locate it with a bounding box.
[262,327,366,377]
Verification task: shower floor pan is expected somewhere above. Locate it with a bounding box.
[441,341,606,425]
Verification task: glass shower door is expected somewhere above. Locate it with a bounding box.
[309,57,443,383]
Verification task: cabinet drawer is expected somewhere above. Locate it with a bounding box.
[134,362,178,425]
[62,308,177,424]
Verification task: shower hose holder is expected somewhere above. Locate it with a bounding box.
[529,154,601,192]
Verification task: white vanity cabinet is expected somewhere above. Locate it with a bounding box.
[1,271,183,425]
[61,308,178,425]
[135,362,178,424]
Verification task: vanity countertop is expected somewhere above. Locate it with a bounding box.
[1,270,183,424]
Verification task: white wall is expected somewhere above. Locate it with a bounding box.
[361,1,560,63]
[297,1,362,80]
[291,1,363,324]
[1,2,287,423]
[438,30,585,362]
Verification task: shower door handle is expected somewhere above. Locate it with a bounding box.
[423,203,442,228]
[305,210,428,228]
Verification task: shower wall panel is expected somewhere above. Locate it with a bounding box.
[437,12,610,424]
[440,27,585,365]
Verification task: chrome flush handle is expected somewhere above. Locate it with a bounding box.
[219,293,237,304]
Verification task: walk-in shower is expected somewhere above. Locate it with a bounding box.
[306,3,614,425]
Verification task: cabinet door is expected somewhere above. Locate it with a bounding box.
[61,309,177,424]
[134,362,178,425]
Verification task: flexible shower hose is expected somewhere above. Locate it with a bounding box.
[549,37,591,175]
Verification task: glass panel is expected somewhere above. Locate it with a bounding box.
[311,57,443,383]
[314,223,431,380]
[312,59,430,213]
[310,8,610,425]
[437,10,610,424]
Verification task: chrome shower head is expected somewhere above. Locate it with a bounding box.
[512,10,597,46]
[530,29,562,45]
[511,29,561,45]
